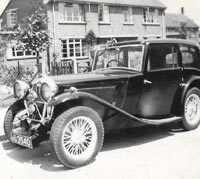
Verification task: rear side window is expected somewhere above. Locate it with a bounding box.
[147,44,179,71]
[179,45,200,68]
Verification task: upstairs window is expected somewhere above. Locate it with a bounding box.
[123,7,133,23]
[59,3,85,22]
[7,9,17,27]
[143,8,159,24]
[98,4,110,23]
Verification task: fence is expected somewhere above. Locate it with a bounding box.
[51,59,91,76]
[0,58,92,87]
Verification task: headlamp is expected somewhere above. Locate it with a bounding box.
[38,76,57,102]
[40,83,52,101]
[13,80,29,99]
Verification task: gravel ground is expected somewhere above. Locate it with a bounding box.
[0,108,200,179]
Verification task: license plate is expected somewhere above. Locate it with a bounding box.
[10,133,33,148]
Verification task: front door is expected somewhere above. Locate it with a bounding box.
[121,45,145,115]
[137,43,183,118]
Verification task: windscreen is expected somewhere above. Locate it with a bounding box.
[93,45,144,72]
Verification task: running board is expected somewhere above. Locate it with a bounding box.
[139,117,182,125]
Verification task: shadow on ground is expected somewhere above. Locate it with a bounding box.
[102,124,183,152]
[0,124,184,172]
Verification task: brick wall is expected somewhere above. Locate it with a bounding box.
[0,0,49,71]
[0,0,43,27]
[47,2,166,62]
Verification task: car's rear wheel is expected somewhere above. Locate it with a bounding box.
[50,106,104,168]
[181,87,200,130]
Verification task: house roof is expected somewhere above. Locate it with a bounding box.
[43,0,166,9]
[0,0,11,17]
[165,13,199,28]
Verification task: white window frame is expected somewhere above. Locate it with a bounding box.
[7,9,17,27]
[143,8,159,24]
[98,4,110,23]
[7,45,36,60]
[61,39,87,60]
[59,3,85,23]
[123,7,133,24]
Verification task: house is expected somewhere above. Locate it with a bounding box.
[0,0,44,69]
[44,0,166,65]
[165,8,199,42]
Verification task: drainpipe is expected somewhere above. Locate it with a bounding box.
[52,0,56,55]
[162,10,166,38]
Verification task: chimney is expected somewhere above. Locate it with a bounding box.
[181,7,184,14]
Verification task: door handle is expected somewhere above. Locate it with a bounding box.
[144,79,152,85]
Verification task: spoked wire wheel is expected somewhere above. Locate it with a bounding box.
[61,116,98,161]
[50,106,104,168]
[182,88,200,130]
[184,94,200,124]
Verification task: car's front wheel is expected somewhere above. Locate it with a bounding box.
[50,106,104,168]
[181,87,200,130]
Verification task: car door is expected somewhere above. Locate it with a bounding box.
[137,43,183,118]
[122,45,145,115]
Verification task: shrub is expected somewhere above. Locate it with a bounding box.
[0,64,35,86]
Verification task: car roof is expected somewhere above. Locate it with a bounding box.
[112,39,199,48]
[145,39,198,46]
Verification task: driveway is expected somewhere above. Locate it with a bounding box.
[0,108,200,179]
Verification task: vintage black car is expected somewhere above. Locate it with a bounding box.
[4,39,200,168]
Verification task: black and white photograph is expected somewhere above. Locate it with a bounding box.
[0,0,200,178]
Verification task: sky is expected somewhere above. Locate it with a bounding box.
[0,0,10,16]
[160,0,200,26]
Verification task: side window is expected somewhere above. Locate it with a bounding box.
[148,44,179,71]
[179,45,200,68]
[128,46,143,71]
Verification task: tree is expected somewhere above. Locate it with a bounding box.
[17,7,51,71]
[85,30,97,46]
[85,30,97,62]
[0,36,7,62]
[179,22,187,39]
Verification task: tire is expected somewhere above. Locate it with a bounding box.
[181,87,200,131]
[4,109,14,140]
[4,103,24,141]
[50,106,104,168]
